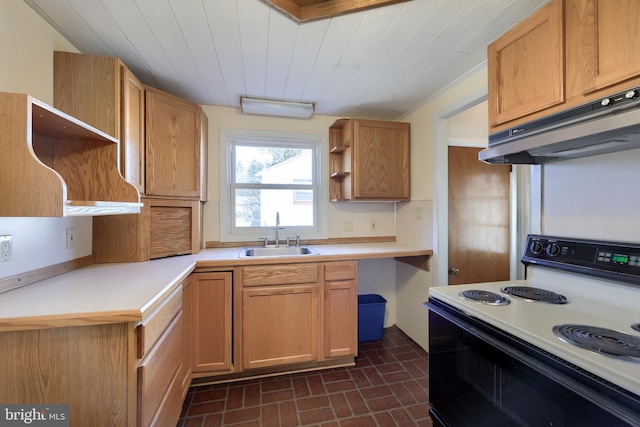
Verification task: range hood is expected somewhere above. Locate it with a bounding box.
[479,87,640,164]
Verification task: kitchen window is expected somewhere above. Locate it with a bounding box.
[219,129,328,242]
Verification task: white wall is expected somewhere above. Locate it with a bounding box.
[201,105,396,244]
[395,67,488,350]
[0,0,87,279]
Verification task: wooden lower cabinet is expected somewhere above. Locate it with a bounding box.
[187,272,233,375]
[235,261,357,374]
[0,262,359,425]
[0,323,136,427]
[242,284,319,370]
[137,312,185,427]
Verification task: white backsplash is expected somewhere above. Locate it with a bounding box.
[541,148,640,242]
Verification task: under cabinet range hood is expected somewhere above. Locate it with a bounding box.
[480,87,640,164]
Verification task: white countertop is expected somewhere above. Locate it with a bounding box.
[0,242,431,331]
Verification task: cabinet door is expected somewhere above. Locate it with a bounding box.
[189,272,233,373]
[53,51,120,138]
[352,120,410,200]
[199,109,209,202]
[145,88,200,198]
[487,0,564,127]
[324,261,357,359]
[148,198,200,259]
[242,284,318,370]
[120,66,145,193]
[580,0,640,94]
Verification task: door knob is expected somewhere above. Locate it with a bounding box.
[448,267,460,275]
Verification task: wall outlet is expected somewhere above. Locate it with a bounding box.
[415,206,423,220]
[66,228,76,249]
[343,220,353,232]
[1,235,12,262]
[369,219,377,232]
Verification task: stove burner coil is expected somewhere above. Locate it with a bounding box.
[459,290,510,306]
[553,324,640,363]
[501,286,569,304]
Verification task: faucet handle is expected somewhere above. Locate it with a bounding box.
[258,237,268,247]
[286,235,300,247]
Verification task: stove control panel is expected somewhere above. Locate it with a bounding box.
[522,234,640,285]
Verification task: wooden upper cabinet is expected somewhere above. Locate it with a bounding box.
[329,119,410,201]
[54,51,120,137]
[570,0,640,95]
[145,87,201,198]
[487,0,564,127]
[54,51,145,193]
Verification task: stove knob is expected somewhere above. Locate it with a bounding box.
[530,241,544,254]
[546,243,561,257]
[625,90,637,99]
[601,97,611,106]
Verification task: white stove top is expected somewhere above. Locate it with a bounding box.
[429,266,640,396]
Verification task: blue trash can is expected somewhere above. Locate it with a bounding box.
[357,294,387,342]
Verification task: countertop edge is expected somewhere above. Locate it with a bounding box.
[0,243,432,331]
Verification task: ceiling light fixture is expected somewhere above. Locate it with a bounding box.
[240,97,314,119]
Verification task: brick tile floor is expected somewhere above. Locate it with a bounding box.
[177,325,432,427]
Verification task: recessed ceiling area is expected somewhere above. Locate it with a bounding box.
[262,0,411,22]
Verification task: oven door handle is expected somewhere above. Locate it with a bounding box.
[426,300,640,425]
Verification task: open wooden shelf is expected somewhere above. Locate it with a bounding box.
[0,93,141,217]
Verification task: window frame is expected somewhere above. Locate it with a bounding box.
[219,128,328,243]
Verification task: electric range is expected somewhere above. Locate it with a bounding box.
[426,235,640,427]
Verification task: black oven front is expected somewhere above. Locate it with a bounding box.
[426,298,640,427]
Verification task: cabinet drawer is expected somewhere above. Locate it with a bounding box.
[324,261,357,281]
[148,365,185,427]
[136,287,182,359]
[138,312,184,427]
[241,263,319,286]
[148,198,200,259]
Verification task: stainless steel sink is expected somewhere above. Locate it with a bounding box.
[239,246,319,258]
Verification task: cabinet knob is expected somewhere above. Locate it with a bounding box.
[448,267,460,275]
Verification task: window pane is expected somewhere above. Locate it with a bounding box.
[235,145,313,184]
[235,189,314,227]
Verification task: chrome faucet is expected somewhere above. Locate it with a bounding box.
[274,212,281,247]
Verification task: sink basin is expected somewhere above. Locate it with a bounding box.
[239,246,319,258]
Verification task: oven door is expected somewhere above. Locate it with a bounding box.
[426,298,640,427]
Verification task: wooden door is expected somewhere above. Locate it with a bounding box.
[352,120,410,200]
[242,284,318,370]
[120,66,145,193]
[487,0,564,127]
[323,261,358,359]
[579,0,640,94]
[145,87,200,198]
[448,146,511,285]
[190,272,233,373]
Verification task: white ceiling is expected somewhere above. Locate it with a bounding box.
[24,0,548,121]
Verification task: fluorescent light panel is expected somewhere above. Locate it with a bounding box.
[241,97,314,119]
